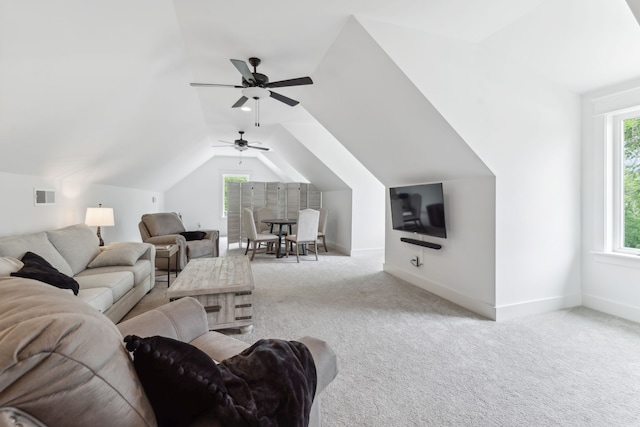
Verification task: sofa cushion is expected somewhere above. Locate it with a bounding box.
[76,259,152,286]
[46,224,100,276]
[0,232,73,277]
[75,271,133,302]
[0,257,23,276]
[142,212,186,237]
[87,242,148,268]
[77,287,114,313]
[11,252,80,295]
[0,277,157,427]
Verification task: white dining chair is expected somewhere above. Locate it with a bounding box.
[242,208,279,260]
[285,209,320,262]
[255,206,277,253]
[317,207,328,252]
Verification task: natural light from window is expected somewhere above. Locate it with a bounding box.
[611,110,640,254]
[222,174,249,218]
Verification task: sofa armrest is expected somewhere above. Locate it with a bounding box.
[143,234,186,246]
[117,297,208,343]
[190,330,251,362]
[201,229,220,257]
[296,336,338,399]
[137,242,155,262]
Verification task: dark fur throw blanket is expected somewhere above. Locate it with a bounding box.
[124,335,317,427]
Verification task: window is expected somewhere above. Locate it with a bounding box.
[222,174,248,217]
[610,110,640,254]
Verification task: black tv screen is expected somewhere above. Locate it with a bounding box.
[389,182,447,238]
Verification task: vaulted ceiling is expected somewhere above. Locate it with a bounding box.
[2,0,640,192]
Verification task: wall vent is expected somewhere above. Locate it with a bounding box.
[34,188,56,206]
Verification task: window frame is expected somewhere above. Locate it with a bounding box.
[608,109,640,255]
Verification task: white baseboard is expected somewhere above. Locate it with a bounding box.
[328,241,384,257]
[383,264,496,320]
[494,294,581,321]
[582,294,640,323]
[350,247,384,257]
[383,264,585,321]
[329,241,350,255]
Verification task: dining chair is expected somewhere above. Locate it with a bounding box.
[317,208,328,252]
[255,206,274,233]
[242,208,279,260]
[255,206,277,253]
[285,209,320,262]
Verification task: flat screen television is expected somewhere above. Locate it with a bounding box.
[389,182,447,238]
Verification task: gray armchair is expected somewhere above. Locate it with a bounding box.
[138,212,219,270]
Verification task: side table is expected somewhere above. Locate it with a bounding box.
[154,244,179,286]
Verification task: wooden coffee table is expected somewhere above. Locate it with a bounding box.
[166,256,255,333]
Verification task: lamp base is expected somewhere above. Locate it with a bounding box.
[96,226,105,247]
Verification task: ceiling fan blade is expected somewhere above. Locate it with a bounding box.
[190,83,243,88]
[247,145,270,151]
[269,90,299,106]
[232,96,249,108]
[217,140,235,144]
[230,59,256,84]
[267,76,313,88]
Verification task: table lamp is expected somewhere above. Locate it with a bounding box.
[85,203,115,246]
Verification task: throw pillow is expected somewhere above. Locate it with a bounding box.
[0,257,24,276]
[124,335,231,427]
[11,252,79,295]
[180,231,207,241]
[88,247,141,268]
[87,242,146,268]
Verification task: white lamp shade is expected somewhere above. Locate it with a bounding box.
[85,207,115,227]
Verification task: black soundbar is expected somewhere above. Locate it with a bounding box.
[400,237,442,250]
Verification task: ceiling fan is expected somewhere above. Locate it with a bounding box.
[190,57,313,126]
[213,131,269,152]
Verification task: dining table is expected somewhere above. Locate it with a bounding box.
[261,218,296,258]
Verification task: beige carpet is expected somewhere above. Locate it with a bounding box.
[123,243,640,426]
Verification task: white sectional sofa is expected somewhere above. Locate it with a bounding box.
[0,223,155,323]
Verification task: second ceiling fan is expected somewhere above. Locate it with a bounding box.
[213,131,269,152]
[190,57,313,126]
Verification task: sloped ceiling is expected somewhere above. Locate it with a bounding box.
[1,0,640,192]
[304,17,492,187]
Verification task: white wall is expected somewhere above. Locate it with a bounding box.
[384,178,496,318]
[283,122,385,254]
[306,18,498,318]
[164,155,283,236]
[301,17,582,320]
[321,189,353,254]
[0,171,162,242]
[582,78,640,322]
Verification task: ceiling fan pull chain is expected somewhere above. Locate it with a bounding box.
[254,97,260,127]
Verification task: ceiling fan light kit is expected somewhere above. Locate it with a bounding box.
[241,86,269,99]
[190,57,313,127]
